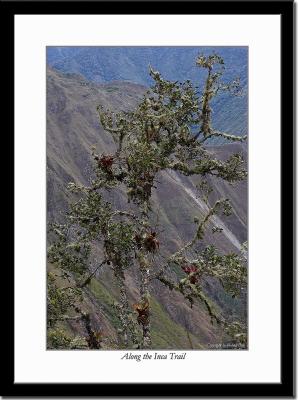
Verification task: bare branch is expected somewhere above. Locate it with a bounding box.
[78,259,107,288]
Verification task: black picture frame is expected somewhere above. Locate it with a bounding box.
[5,1,294,397]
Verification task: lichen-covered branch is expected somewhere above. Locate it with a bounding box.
[169,199,226,261]
[156,271,222,324]
[198,130,247,144]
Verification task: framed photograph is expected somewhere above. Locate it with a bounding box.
[6,0,294,397]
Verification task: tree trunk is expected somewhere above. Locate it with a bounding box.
[113,266,134,347]
[139,260,151,348]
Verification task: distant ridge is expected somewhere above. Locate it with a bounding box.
[47,46,248,137]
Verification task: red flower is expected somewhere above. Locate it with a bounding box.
[143,231,159,252]
[133,300,149,325]
[98,155,114,170]
[182,264,198,284]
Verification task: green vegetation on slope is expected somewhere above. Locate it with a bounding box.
[89,276,204,349]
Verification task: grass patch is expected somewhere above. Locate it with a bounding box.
[89,279,203,349]
[89,278,122,329]
[150,297,203,349]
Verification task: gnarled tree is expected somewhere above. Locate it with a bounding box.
[48,53,247,349]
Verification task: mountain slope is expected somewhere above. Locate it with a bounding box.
[47,46,248,136]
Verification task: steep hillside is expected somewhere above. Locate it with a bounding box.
[47,68,146,221]
[47,46,248,136]
[47,67,247,349]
